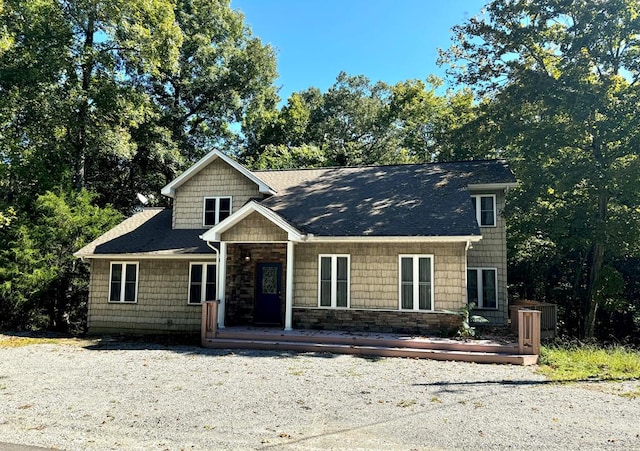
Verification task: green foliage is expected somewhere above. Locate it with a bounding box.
[0,191,121,332]
[242,72,485,168]
[0,0,277,331]
[442,0,640,338]
[538,345,640,381]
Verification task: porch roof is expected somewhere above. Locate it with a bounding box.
[74,208,217,258]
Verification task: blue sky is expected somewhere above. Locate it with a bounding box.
[231,0,488,102]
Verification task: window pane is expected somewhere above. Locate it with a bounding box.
[320,257,331,281]
[418,258,430,283]
[204,199,216,225]
[336,281,347,307]
[110,264,122,302]
[419,283,431,310]
[401,258,413,283]
[480,196,495,226]
[204,211,215,226]
[205,265,217,302]
[124,281,136,302]
[320,281,332,306]
[190,285,202,304]
[401,283,413,309]
[190,264,202,284]
[482,269,497,308]
[467,269,478,305]
[336,257,347,282]
[219,198,231,221]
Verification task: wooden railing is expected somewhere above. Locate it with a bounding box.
[510,300,557,339]
[201,300,219,344]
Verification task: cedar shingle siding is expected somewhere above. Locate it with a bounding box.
[293,242,466,311]
[87,259,205,334]
[467,190,509,324]
[173,158,260,229]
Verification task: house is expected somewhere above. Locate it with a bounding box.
[74,150,517,336]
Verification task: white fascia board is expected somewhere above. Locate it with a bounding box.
[303,235,483,243]
[468,182,519,191]
[160,149,276,198]
[200,201,304,242]
[75,253,217,260]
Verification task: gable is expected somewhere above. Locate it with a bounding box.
[172,157,262,229]
[220,211,289,242]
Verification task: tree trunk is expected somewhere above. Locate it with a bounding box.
[584,190,608,338]
[73,11,95,191]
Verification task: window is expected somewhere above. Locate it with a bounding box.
[399,255,434,311]
[318,255,350,308]
[467,268,497,309]
[203,197,232,226]
[109,262,138,303]
[189,263,217,305]
[471,194,496,227]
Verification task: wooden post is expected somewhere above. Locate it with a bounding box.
[518,309,541,355]
[201,300,219,345]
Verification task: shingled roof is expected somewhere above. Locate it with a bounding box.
[254,160,516,237]
[76,159,517,257]
[74,208,215,257]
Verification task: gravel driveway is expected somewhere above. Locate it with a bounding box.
[0,336,638,450]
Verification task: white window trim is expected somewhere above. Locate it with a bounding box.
[467,267,498,309]
[317,254,351,308]
[398,254,435,311]
[471,194,497,227]
[108,262,139,303]
[202,196,233,226]
[188,262,217,305]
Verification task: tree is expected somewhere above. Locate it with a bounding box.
[0,0,279,331]
[442,0,640,337]
[242,72,455,167]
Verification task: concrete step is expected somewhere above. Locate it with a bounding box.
[203,337,538,366]
[215,330,519,354]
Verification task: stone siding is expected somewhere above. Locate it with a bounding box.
[292,242,467,312]
[221,212,288,242]
[172,158,260,229]
[292,308,462,335]
[87,259,213,334]
[467,189,509,325]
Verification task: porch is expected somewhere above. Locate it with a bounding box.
[202,301,542,366]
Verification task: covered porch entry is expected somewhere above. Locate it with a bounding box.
[201,201,304,331]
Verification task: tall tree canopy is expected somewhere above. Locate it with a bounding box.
[441,0,640,337]
[0,0,277,331]
[242,72,479,168]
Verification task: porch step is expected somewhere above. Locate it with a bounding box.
[215,329,519,354]
[203,337,538,366]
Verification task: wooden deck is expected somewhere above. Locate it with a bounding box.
[202,326,539,365]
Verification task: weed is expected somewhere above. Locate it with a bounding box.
[538,345,640,381]
[396,399,417,408]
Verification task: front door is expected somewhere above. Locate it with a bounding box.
[255,263,282,325]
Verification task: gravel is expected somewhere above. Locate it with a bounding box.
[0,336,638,450]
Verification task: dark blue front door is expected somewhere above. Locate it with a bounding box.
[255,263,282,325]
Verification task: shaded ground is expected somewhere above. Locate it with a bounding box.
[0,335,638,450]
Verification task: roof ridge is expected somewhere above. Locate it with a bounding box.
[252,158,508,174]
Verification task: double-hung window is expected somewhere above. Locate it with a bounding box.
[467,268,497,309]
[471,194,496,227]
[109,262,138,303]
[189,263,217,305]
[399,255,434,311]
[318,255,350,308]
[203,197,232,226]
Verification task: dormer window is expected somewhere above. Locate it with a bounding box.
[471,194,496,227]
[203,197,232,226]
